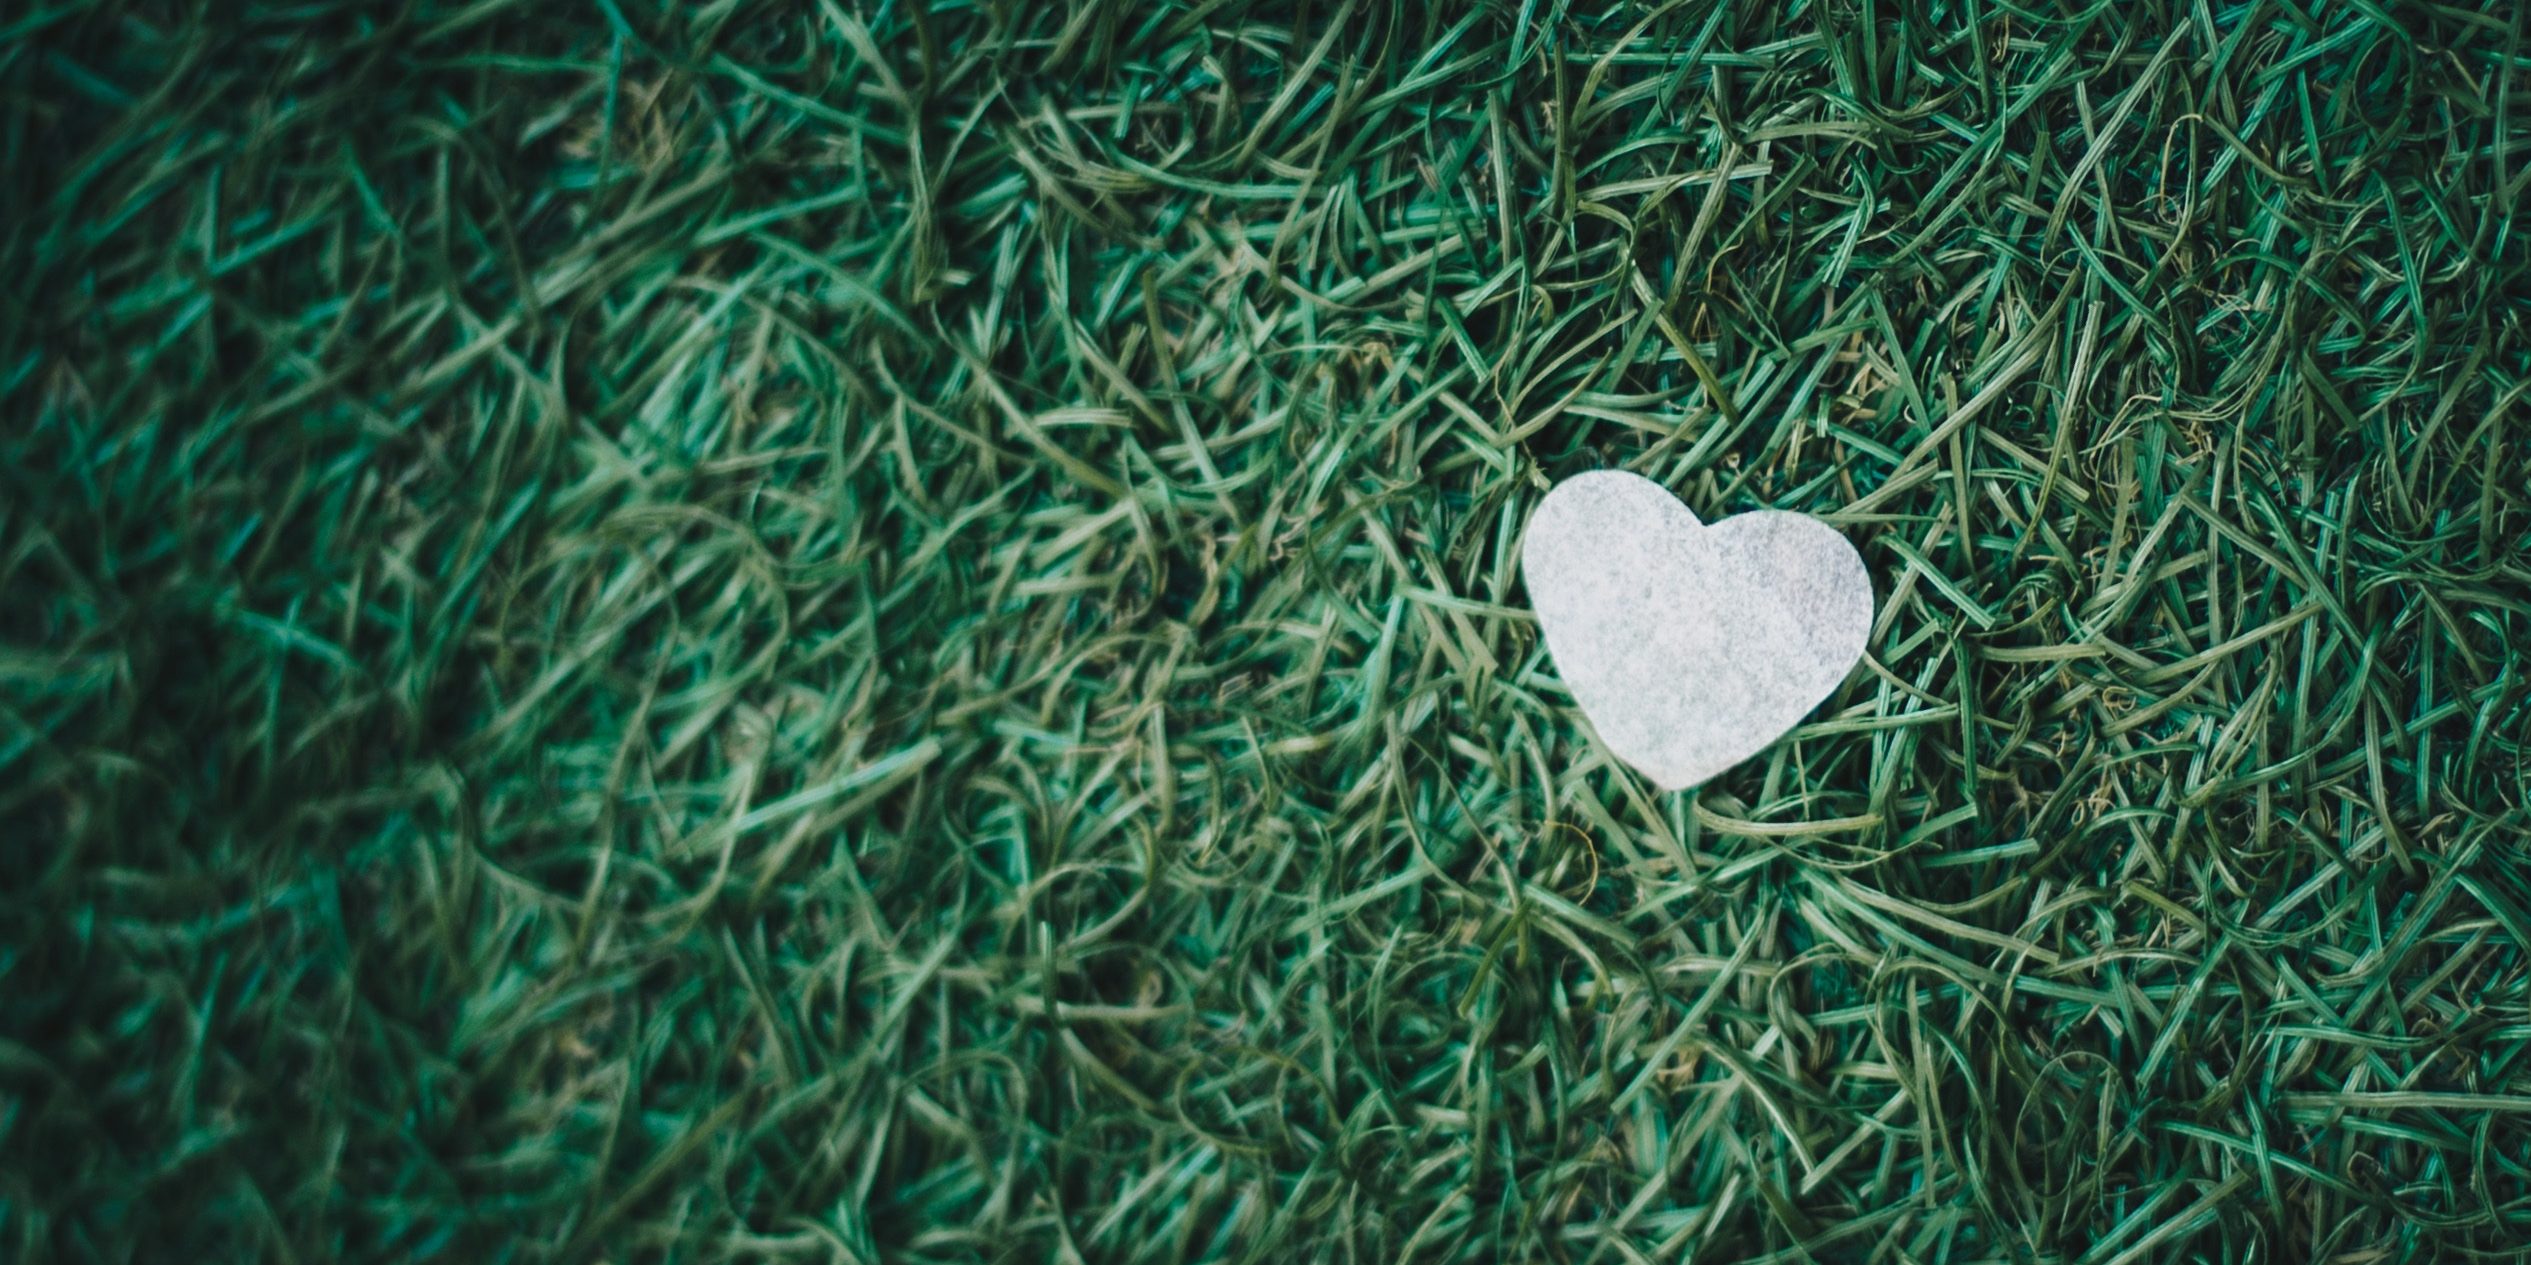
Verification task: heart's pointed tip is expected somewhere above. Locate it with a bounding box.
[1634,750,1735,793]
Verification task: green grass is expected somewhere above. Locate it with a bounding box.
[5,0,2530,1260]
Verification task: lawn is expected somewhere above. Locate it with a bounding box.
[6,0,2530,1261]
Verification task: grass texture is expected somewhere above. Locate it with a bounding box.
[6,0,2531,1260]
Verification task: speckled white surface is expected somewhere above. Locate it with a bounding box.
[1522,470,1872,790]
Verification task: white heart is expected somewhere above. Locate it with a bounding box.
[1521,470,1873,790]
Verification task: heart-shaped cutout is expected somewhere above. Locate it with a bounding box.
[1522,470,1873,790]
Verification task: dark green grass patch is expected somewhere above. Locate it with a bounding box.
[6,1,2531,1261]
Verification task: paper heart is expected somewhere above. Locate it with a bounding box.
[1521,470,1872,790]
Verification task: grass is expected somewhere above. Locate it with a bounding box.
[4,0,2530,1260]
